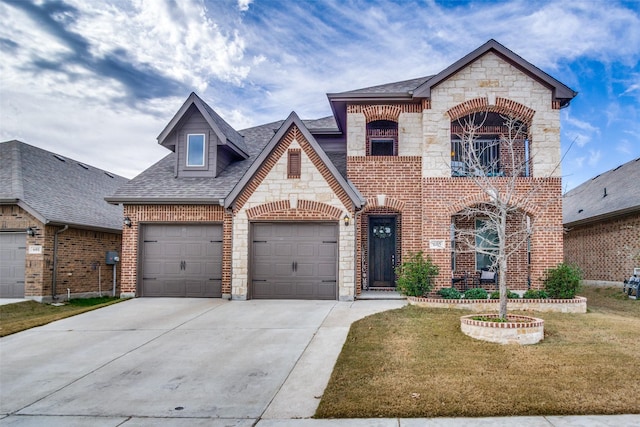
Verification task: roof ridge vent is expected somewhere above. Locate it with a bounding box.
[53,154,66,162]
[78,162,89,170]
[104,172,114,178]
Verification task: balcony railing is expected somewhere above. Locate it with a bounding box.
[451,138,531,178]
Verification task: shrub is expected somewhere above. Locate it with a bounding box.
[489,289,520,299]
[437,287,462,299]
[464,288,488,300]
[395,251,439,297]
[523,289,549,299]
[543,263,582,299]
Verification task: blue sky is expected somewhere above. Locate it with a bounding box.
[1,0,639,192]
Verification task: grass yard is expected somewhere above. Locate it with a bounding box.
[316,286,640,418]
[0,296,124,337]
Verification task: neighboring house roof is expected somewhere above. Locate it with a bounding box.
[157,92,249,158]
[563,157,640,227]
[224,112,365,209]
[0,140,129,232]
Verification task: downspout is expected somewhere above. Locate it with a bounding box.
[52,225,69,301]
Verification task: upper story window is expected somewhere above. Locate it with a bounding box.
[367,120,398,156]
[451,112,529,177]
[186,134,206,167]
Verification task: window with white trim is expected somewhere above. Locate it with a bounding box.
[186,134,205,167]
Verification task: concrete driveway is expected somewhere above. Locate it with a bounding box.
[0,297,405,426]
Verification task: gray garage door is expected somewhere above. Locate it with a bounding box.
[141,224,222,297]
[0,232,26,298]
[251,223,337,300]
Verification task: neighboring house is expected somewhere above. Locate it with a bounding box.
[0,140,128,301]
[563,158,640,284]
[107,39,576,300]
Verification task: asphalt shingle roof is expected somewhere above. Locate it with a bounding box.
[333,75,434,96]
[108,120,285,203]
[563,157,640,226]
[0,140,128,231]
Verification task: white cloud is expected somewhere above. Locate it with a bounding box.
[237,0,253,12]
[588,149,602,167]
[616,140,632,155]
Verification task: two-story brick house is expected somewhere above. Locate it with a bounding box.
[107,39,576,300]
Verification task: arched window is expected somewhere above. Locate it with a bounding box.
[367,120,398,156]
[451,112,529,177]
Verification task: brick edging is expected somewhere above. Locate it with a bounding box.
[460,314,544,329]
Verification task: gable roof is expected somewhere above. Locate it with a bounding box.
[157,92,249,158]
[224,112,365,210]
[563,157,640,227]
[0,140,129,232]
[327,39,577,132]
[413,39,577,103]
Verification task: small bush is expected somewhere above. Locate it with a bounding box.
[543,263,582,299]
[395,251,439,297]
[437,287,462,299]
[523,289,549,299]
[490,289,520,299]
[464,288,488,300]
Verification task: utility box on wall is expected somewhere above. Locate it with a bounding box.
[105,251,119,265]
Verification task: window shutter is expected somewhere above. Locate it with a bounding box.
[288,149,301,178]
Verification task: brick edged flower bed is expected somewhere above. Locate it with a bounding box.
[460,314,544,345]
[407,296,587,313]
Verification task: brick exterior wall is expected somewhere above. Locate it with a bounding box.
[564,212,640,282]
[121,204,228,297]
[0,204,121,301]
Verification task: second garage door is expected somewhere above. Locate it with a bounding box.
[251,222,338,300]
[141,224,222,297]
[0,232,26,298]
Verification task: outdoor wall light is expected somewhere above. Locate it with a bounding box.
[124,216,132,228]
[343,214,350,227]
[26,227,36,237]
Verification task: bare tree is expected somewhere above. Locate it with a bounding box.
[451,111,539,319]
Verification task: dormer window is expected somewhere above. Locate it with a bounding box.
[186,134,205,167]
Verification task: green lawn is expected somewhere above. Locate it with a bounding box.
[0,296,124,337]
[316,286,640,418]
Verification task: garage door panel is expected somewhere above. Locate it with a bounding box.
[318,244,337,257]
[251,223,337,300]
[274,243,293,257]
[0,233,26,298]
[204,242,222,258]
[295,263,315,277]
[274,225,293,238]
[274,263,293,276]
[141,224,222,298]
[296,243,315,257]
[253,242,271,257]
[253,262,273,277]
[317,263,336,277]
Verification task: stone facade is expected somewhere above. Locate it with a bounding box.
[0,204,121,302]
[232,125,354,300]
